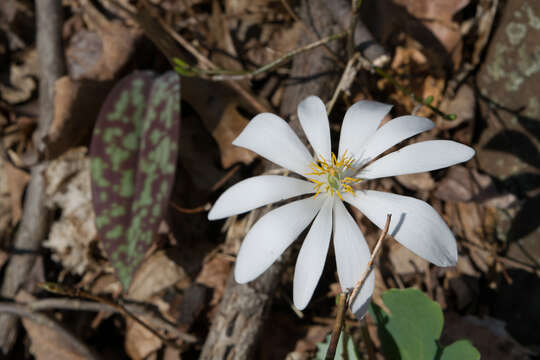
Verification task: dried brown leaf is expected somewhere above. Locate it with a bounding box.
[5,161,29,224]
[434,166,517,208]
[182,78,257,167]
[128,250,188,301]
[16,291,91,360]
[195,254,231,307]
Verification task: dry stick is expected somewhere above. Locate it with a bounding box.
[0,303,100,360]
[326,53,361,116]
[155,16,270,114]
[325,292,349,360]
[37,283,196,347]
[27,298,194,342]
[0,0,65,354]
[188,32,347,81]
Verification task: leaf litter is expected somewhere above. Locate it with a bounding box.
[0,0,539,359]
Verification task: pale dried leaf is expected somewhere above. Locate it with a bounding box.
[5,161,29,224]
[43,147,98,275]
[212,102,257,167]
[125,317,162,360]
[128,250,188,301]
[16,291,90,360]
[196,254,231,307]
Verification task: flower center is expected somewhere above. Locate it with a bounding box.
[306,150,361,200]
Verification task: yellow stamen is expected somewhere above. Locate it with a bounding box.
[306,150,363,199]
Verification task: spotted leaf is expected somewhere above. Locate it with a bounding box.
[90,71,180,289]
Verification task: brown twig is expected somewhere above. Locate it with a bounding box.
[325,292,349,359]
[172,31,347,81]
[0,303,100,360]
[348,214,391,308]
[27,298,194,342]
[37,283,195,347]
[210,164,241,192]
[169,201,211,214]
[0,0,65,353]
[326,52,362,116]
[154,14,271,114]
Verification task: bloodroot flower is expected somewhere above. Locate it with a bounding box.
[208,96,475,317]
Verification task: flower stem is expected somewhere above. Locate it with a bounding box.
[325,292,349,359]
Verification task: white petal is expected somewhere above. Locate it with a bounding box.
[208,175,315,220]
[360,140,475,179]
[298,96,331,161]
[343,191,457,266]
[293,198,333,310]
[234,197,324,283]
[351,271,375,319]
[359,115,435,163]
[233,113,314,176]
[332,199,371,290]
[338,100,392,160]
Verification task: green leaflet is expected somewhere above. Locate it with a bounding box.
[370,288,480,360]
[90,71,180,290]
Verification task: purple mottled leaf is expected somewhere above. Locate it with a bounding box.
[90,71,180,289]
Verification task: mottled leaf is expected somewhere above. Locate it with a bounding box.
[90,71,180,289]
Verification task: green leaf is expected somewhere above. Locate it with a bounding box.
[90,71,180,290]
[370,288,480,360]
[315,332,361,360]
[424,95,434,105]
[440,340,480,360]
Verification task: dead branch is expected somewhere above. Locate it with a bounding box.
[0,302,100,360]
[0,0,66,354]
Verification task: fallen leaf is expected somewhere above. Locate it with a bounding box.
[434,166,518,208]
[43,147,98,275]
[441,313,533,359]
[128,250,188,302]
[0,48,38,104]
[125,250,188,359]
[16,291,92,360]
[182,77,257,168]
[5,161,29,224]
[125,317,162,360]
[395,172,435,192]
[195,254,231,307]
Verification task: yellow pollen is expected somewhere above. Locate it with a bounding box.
[306,151,362,199]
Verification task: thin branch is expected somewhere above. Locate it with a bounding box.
[173,32,348,81]
[348,214,391,308]
[326,53,361,116]
[169,201,211,214]
[0,302,100,360]
[37,283,195,347]
[0,0,65,353]
[347,0,363,58]
[325,292,348,360]
[27,298,197,343]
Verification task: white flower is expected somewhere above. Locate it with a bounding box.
[208,96,475,317]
